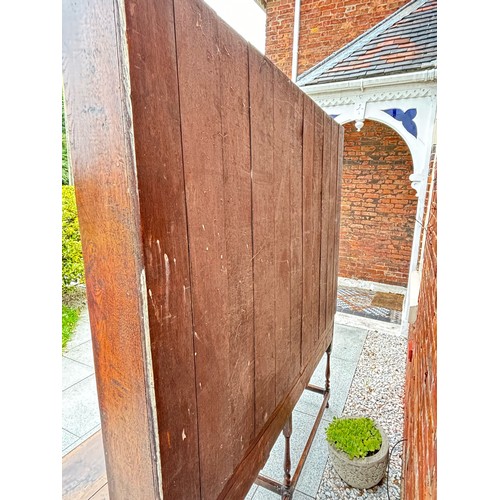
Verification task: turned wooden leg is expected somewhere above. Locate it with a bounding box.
[282,414,293,497]
[325,343,332,408]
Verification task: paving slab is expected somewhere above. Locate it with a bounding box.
[251,487,315,499]
[65,306,92,351]
[63,424,102,456]
[294,424,330,498]
[330,324,368,362]
[296,357,359,422]
[62,375,101,438]
[64,340,95,368]
[62,428,80,453]
[62,357,94,391]
[335,311,403,336]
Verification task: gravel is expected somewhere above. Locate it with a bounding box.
[317,330,407,500]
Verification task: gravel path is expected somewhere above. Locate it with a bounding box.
[317,330,407,500]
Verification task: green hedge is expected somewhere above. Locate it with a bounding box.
[62,185,85,291]
[62,304,81,350]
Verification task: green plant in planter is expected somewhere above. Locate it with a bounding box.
[325,417,382,460]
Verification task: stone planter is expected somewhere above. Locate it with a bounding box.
[327,419,389,489]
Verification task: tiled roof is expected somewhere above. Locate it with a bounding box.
[298,0,437,87]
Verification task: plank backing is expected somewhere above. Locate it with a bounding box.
[62,0,343,497]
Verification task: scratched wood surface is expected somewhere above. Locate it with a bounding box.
[62,0,343,498]
[62,0,162,497]
[124,0,202,497]
[249,47,277,433]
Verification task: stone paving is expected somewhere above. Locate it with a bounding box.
[336,278,405,326]
[62,307,101,456]
[62,281,406,498]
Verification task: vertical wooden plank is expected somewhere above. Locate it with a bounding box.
[326,121,340,327]
[217,15,256,466]
[124,1,201,497]
[301,97,315,369]
[64,0,344,495]
[301,98,315,369]
[312,105,324,340]
[273,70,292,403]
[319,114,332,335]
[173,1,233,498]
[62,0,160,497]
[333,127,345,314]
[289,86,304,379]
[249,47,276,431]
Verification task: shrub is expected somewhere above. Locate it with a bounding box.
[62,304,81,350]
[62,132,69,185]
[62,185,85,291]
[325,417,382,460]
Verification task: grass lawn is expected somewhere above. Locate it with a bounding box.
[62,304,81,350]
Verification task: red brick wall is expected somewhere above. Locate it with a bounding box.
[402,165,437,499]
[338,120,417,286]
[265,0,409,77]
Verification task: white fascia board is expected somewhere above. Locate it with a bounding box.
[300,68,437,97]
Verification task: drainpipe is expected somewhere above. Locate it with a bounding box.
[291,0,301,82]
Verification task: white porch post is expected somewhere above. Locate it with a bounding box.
[302,78,437,332]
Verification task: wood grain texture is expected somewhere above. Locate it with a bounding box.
[219,318,334,499]
[124,0,201,496]
[333,128,345,314]
[63,0,343,496]
[273,67,292,404]
[312,105,324,343]
[320,114,332,335]
[217,7,256,477]
[301,98,315,370]
[326,122,340,325]
[174,1,233,498]
[249,46,277,433]
[288,84,304,380]
[62,0,160,497]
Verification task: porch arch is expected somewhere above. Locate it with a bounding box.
[337,119,417,289]
[304,89,436,326]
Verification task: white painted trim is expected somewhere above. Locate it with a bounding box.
[418,142,437,272]
[301,68,437,96]
[334,312,405,337]
[338,277,406,295]
[304,49,437,328]
[291,0,301,82]
[402,113,436,322]
[407,270,421,324]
